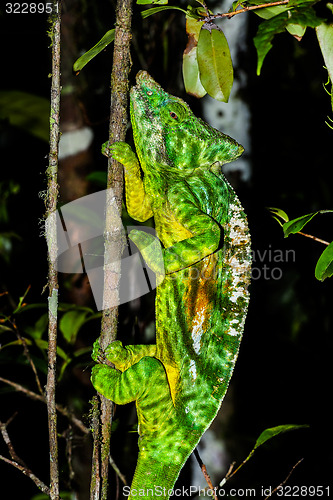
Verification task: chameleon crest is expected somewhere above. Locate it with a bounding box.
[91,71,251,499]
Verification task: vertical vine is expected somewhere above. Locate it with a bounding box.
[95,0,133,499]
[45,1,61,498]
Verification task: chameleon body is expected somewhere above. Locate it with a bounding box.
[91,71,251,499]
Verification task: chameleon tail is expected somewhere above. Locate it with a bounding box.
[127,421,203,500]
[128,455,184,499]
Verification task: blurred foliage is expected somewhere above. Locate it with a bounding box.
[0,91,50,142]
[0,287,100,382]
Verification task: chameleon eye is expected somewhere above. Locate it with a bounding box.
[162,101,187,125]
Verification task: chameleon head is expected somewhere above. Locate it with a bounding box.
[130,71,244,177]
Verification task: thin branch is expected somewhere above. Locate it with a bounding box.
[46,1,61,497]
[11,320,44,396]
[0,376,89,434]
[298,231,330,246]
[265,458,304,499]
[0,376,128,486]
[193,448,218,500]
[203,0,290,21]
[0,417,27,468]
[0,454,51,496]
[0,419,53,497]
[109,453,127,486]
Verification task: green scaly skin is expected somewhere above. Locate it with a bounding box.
[91,71,251,499]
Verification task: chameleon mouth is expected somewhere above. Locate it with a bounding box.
[131,71,165,121]
[131,71,164,104]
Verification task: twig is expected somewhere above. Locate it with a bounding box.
[0,454,51,496]
[221,455,248,484]
[0,376,128,487]
[46,1,61,497]
[203,0,290,21]
[298,232,330,246]
[0,376,89,434]
[109,453,127,486]
[193,448,218,500]
[0,418,53,497]
[0,417,27,467]
[11,320,44,396]
[265,458,304,499]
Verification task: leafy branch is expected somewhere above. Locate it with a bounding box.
[218,425,308,500]
[73,0,331,113]
[194,0,291,20]
[269,208,333,280]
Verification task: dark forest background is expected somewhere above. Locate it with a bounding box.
[0,0,332,499]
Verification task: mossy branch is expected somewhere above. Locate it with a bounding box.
[92,0,134,499]
[45,1,61,498]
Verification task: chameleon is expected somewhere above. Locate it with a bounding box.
[91,71,251,499]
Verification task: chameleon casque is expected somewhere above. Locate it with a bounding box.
[91,71,251,498]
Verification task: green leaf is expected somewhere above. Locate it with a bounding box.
[0,324,13,333]
[283,211,319,237]
[183,17,206,98]
[254,5,322,74]
[0,91,49,142]
[197,26,233,102]
[316,21,333,83]
[253,3,291,20]
[0,338,70,362]
[24,313,48,340]
[59,308,93,344]
[253,424,309,451]
[253,1,306,40]
[315,241,333,280]
[141,5,188,18]
[286,23,306,39]
[267,207,289,226]
[254,13,290,75]
[13,285,31,314]
[73,29,115,73]
[137,0,168,4]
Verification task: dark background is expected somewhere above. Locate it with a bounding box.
[0,0,332,499]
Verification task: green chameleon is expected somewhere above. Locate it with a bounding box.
[91,71,251,499]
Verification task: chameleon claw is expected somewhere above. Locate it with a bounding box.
[101,141,111,158]
[91,339,106,364]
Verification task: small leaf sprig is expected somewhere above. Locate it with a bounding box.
[269,207,333,281]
